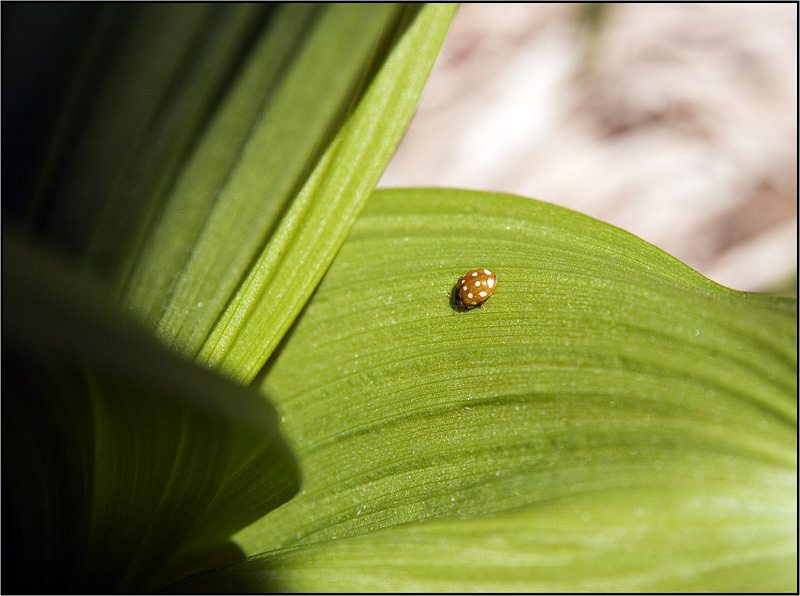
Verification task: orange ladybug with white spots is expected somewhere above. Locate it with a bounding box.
[455,268,497,310]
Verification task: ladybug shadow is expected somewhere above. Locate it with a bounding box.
[449,284,482,313]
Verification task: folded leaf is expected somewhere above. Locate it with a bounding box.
[2,235,300,593]
[194,4,457,381]
[124,3,413,361]
[5,4,456,387]
[225,188,796,591]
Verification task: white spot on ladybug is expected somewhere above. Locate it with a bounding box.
[487,277,495,288]
[479,291,487,297]
[467,293,473,299]
[474,281,481,287]
[471,272,478,277]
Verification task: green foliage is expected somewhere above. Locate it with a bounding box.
[229,188,796,591]
[3,234,299,592]
[2,2,795,593]
[176,485,796,593]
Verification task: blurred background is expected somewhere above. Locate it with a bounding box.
[380,3,797,294]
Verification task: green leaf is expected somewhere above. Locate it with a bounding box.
[192,4,456,381]
[122,4,408,356]
[2,234,300,593]
[7,4,455,386]
[3,5,456,591]
[13,4,268,274]
[221,188,795,591]
[172,483,796,593]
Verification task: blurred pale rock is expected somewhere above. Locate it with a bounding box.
[380,3,797,293]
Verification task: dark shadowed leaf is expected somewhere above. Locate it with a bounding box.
[2,235,299,593]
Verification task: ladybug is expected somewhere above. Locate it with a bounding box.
[455,268,497,310]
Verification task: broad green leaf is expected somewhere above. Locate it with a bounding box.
[2,234,299,593]
[227,188,796,591]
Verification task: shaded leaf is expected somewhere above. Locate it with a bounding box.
[5,4,456,386]
[2,234,299,593]
[12,4,268,274]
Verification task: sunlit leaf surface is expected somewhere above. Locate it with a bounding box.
[176,483,795,593]
[215,188,797,592]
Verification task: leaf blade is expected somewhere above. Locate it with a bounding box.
[2,234,300,593]
[172,477,797,593]
[230,187,796,590]
[124,4,405,351]
[196,5,457,381]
